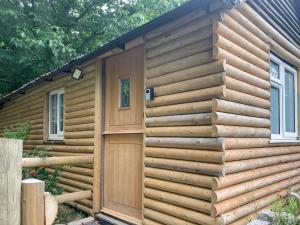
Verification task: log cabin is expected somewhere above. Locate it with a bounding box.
[0,0,300,224]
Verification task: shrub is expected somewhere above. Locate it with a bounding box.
[272,196,299,225]
[3,122,31,140]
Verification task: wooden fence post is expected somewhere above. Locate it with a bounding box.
[21,179,45,225]
[0,138,23,225]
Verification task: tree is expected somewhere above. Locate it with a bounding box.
[0,0,186,97]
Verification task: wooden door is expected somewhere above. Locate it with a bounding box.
[103,46,143,224]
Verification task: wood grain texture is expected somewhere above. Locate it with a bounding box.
[0,138,22,225]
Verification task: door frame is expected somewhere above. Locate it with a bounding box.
[99,45,145,225]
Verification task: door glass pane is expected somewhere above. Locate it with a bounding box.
[59,93,64,132]
[50,94,58,134]
[271,86,280,134]
[120,78,130,108]
[285,70,295,132]
[270,61,280,79]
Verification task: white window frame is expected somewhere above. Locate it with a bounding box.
[270,54,298,140]
[49,88,64,140]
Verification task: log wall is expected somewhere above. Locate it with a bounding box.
[0,60,97,214]
[211,3,300,225]
[144,5,226,225]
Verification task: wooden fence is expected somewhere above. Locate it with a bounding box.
[0,138,23,225]
[0,138,93,225]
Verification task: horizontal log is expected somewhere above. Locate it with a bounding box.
[144,208,196,225]
[146,85,225,107]
[212,175,300,216]
[212,125,271,138]
[212,168,300,203]
[223,88,271,109]
[64,123,95,132]
[145,137,224,151]
[66,202,93,215]
[147,30,212,63]
[63,166,93,176]
[65,94,94,107]
[64,139,94,146]
[59,177,93,190]
[225,146,300,161]
[226,64,270,90]
[64,131,95,139]
[222,12,269,52]
[226,153,300,174]
[144,198,221,225]
[237,4,300,59]
[229,206,270,225]
[22,155,93,168]
[64,116,94,126]
[219,185,300,225]
[213,21,269,62]
[212,112,270,127]
[145,101,212,117]
[213,47,269,80]
[146,60,225,87]
[212,160,300,190]
[146,11,218,49]
[227,8,300,67]
[50,152,89,157]
[145,147,224,164]
[143,218,161,225]
[146,8,206,39]
[145,113,212,127]
[26,145,94,153]
[56,190,92,204]
[144,167,213,188]
[153,72,225,97]
[144,177,212,201]
[223,138,270,149]
[48,168,93,184]
[65,86,94,101]
[65,108,94,120]
[146,51,213,79]
[145,126,212,137]
[65,101,94,113]
[214,34,269,71]
[212,99,270,118]
[145,157,225,176]
[225,76,270,99]
[144,188,211,214]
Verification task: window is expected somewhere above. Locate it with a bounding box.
[120,78,130,108]
[270,54,298,140]
[49,88,64,140]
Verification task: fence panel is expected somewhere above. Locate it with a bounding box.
[0,138,23,225]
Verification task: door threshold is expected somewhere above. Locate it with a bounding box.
[96,213,131,225]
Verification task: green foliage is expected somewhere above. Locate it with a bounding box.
[23,147,64,195]
[0,0,186,97]
[271,196,299,225]
[3,122,31,140]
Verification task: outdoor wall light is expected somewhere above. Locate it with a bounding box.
[71,68,83,80]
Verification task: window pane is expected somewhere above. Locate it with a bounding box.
[271,86,280,134]
[285,70,295,132]
[120,78,130,108]
[59,93,64,132]
[50,94,57,134]
[270,61,280,79]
